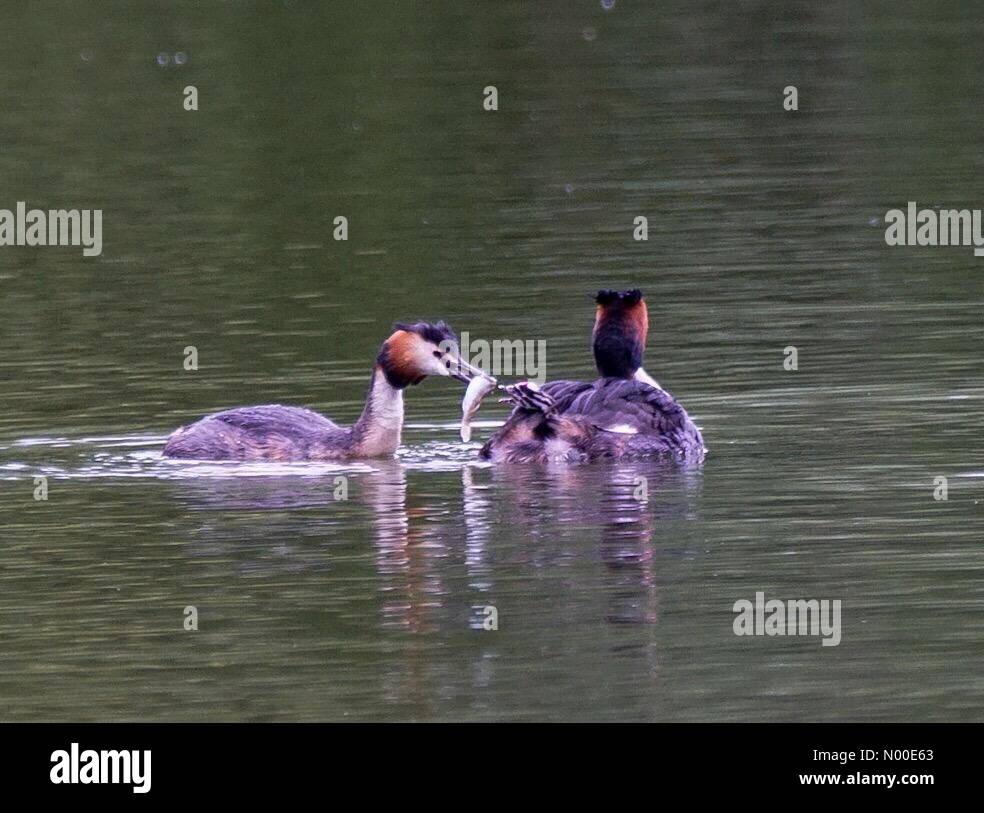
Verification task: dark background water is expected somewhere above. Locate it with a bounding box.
[1,1,982,721]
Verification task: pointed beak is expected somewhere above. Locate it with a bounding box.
[444,353,489,384]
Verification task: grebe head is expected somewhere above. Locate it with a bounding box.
[377,321,486,388]
[592,289,648,378]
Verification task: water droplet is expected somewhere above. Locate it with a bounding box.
[80,50,94,62]
[351,121,363,132]
[564,183,575,195]
[156,52,170,67]
[173,52,188,66]
[582,27,597,42]
[601,0,615,9]
[868,217,880,226]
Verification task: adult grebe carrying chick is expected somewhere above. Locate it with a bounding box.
[163,321,487,461]
[478,290,705,463]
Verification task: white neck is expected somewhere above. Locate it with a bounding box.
[634,367,661,390]
[354,368,405,456]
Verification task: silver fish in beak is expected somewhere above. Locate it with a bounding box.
[460,374,497,442]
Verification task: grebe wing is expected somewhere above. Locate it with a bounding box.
[565,379,695,436]
[163,404,349,461]
[208,405,342,434]
[540,379,594,410]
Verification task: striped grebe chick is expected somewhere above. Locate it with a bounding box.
[480,290,705,463]
[163,321,485,461]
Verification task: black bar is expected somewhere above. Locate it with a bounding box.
[3,723,972,800]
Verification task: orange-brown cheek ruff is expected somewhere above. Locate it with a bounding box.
[625,299,648,347]
[377,331,428,388]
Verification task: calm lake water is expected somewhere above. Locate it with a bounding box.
[1,1,983,721]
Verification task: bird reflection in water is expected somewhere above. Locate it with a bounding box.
[168,457,702,633]
[361,461,448,634]
[465,461,702,628]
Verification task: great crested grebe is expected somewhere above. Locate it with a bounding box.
[162,321,486,461]
[479,289,705,463]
